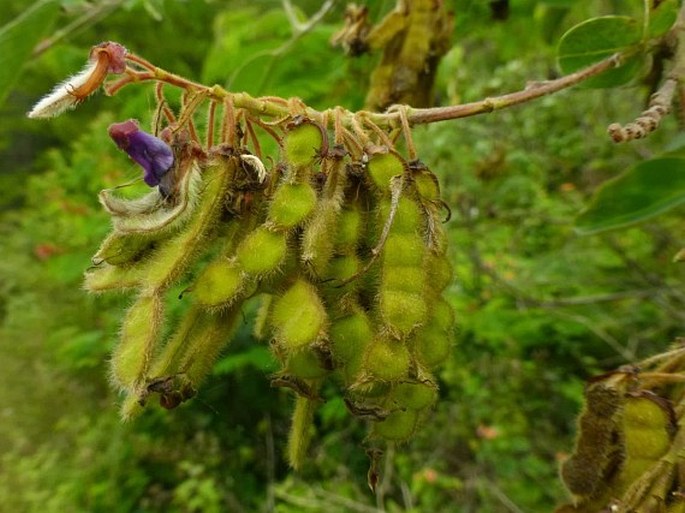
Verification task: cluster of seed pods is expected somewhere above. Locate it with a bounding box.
[557,347,685,513]
[85,113,455,468]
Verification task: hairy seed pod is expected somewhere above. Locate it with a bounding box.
[92,232,154,266]
[609,391,675,492]
[110,293,163,392]
[383,233,425,267]
[268,182,318,230]
[84,263,140,292]
[190,258,244,308]
[335,205,363,250]
[560,381,626,499]
[372,409,418,441]
[285,347,330,380]
[427,254,454,293]
[287,396,317,470]
[236,227,287,276]
[137,158,235,292]
[271,279,327,350]
[363,337,411,382]
[301,198,342,277]
[367,148,405,192]
[378,195,423,235]
[412,163,441,202]
[330,309,373,382]
[99,189,161,217]
[379,289,427,336]
[382,266,425,295]
[284,118,325,168]
[390,381,438,411]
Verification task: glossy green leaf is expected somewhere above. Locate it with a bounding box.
[575,157,685,234]
[648,0,678,38]
[557,16,642,88]
[0,0,60,106]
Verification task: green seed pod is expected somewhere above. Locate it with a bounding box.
[427,254,453,293]
[99,188,161,217]
[287,396,317,470]
[325,254,360,283]
[301,198,341,276]
[367,148,405,192]
[271,279,327,350]
[412,164,441,201]
[414,324,452,369]
[363,337,411,382]
[236,227,287,276]
[330,309,373,380]
[138,158,235,292]
[378,195,423,235]
[84,263,140,292]
[190,258,244,308]
[390,381,438,411]
[383,233,425,267]
[560,382,626,499]
[379,289,427,336]
[93,232,153,266]
[285,347,330,380]
[382,265,425,295]
[431,296,456,331]
[268,182,317,230]
[284,119,325,168]
[372,409,418,441]
[335,206,363,250]
[110,293,163,392]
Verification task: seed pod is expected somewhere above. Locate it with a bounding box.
[363,336,411,382]
[235,227,287,276]
[367,147,405,192]
[99,189,161,217]
[379,289,427,336]
[287,396,317,470]
[389,380,438,411]
[330,308,373,382]
[190,258,244,308]
[610,391,675,492]
[382,266,425,295]
[84,263,140,292]
[301,198,341,277]
[335,205,363,251]
[383,233,425,267]
[268,181,317,230]
[92,232,155,266]
[137,158,235,292]
[560,381,626,499]
[271,279,327,350]
[284,118,325,168]
[372,409,418,441]
[110,293,163,392]
[285,347,330,380]
[411,162,441,202]
[427,254,453,293]
[378,195,423,235]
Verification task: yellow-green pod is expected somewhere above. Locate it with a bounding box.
[390,381,438,411]
[84,263,140,293]
[301,198,341,277]
[367,148,405,192]
[190,258,244,308]
[235,226,287,276]
[379,289,427,336]
[268,181,318,230]
[284,118,325,168]
[363,337,411,382]
[382,265,425,295]
[110,293,163,392]
[285,347,330,380]
[270,279,327,350]
[413,324,452,369]
[92,232,154,266]
[335,205,363,250]
[287,396,317,470]
[372,409,418,441]
[383,233,425,267]
[330,309,373,383]
[560,382,626,499]
[378,195,423,235]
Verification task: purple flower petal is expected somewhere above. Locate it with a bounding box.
[108,119,174,187]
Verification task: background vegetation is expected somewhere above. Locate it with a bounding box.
[1,1,683,512]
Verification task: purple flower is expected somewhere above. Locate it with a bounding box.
[108,119,174,187]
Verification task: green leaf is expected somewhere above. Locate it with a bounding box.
[557,16,642,88]
[575,157,685,234]
[0,0,60,106]
[648,0,678,38]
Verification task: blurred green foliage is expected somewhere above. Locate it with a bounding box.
[1,1,684,512]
